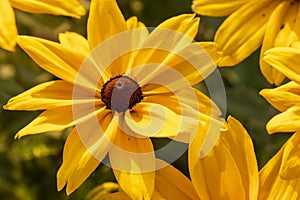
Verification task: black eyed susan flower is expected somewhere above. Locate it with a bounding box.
[101,117,300,199]
[192,0,300,85]
[0,0,85,51]
[4,0,223,197]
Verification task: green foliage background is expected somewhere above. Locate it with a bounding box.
[0,0,291,199]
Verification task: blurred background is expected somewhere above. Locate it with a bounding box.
[0,0,291,199]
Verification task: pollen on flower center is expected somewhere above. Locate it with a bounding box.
[100,75,143,112]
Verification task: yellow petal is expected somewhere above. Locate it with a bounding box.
[258,141,300,200]
[259,1,290,85]
[132,43,216,92]
[15,106,75,138]
[10,0,86,18]
[280,132,300,180]
[141,87,223,143]
[189,116,258,200]
[17,36,86,84]
[57,129,99,195]
[141,88,221,143]
[192,0,248,16]
[58,111,117,195]
[220,116,259,200]
[274,1,300,48]
[152,14,199,41]
[125,17,149,51]
[59,32,90,55]
[87,0,127,51]
[189,133,245,200]
[0,0,17,51]
[3,80,99,111]
[267,105,300,134]
[198,41,223,65]
[160,42,216,86]
[109,127,155,200]
[215,0,280,66]
[264,47,300,85]
[126,16,146,29]
[153,159,200,200]
[138,14,199,55]
[180,88,222,118]
[125,102,184,138]
[260,81,300,112]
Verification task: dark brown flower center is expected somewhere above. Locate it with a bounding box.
[100,75,143,112]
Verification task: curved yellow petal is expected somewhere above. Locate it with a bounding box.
[259,1,290,85]
[267,105,300,134]
[0,0,17,51]
[181,88,222,118]
[198,41,223,65]
[59,32,90,55]
[138,14,199,56]
[3,80,99,111]
[280,132,300,180]
[192,0,248,17]
[274,1,300,48]
[189,132,245,200]
[153,159,200,200]
[126,16,146,29]
[57,111,117,195]
[161,42,216,86]
[258,141,300,200]
[125,102,183,138]
[264,47,300,85]
[141,88,222,143]
[15,106,75,138]
[152,14,199,41]
[10,0,86,18]
[57,128,99,195]
[87,0,127,51]
[215,0,280,66]
[125,17,149,52]
[141,87,223,144]
[189,116,258,200]
[109,127,155,200]
[17,36,86,84]
[133,43,216,92]
[260,81,300,112]
[143,87,222,119]
[220,116,259,200]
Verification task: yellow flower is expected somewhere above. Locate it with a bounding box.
[4,0,222,197]
[0,0,86,51]
[100,117,300,199]
[192,0,300,85]
[260,44,300,134]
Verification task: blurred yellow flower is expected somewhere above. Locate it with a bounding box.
[4,0,222,197]
[260,44,300,134]
[0,0,86,51]
[100,117,300,199]
[192,0,300,85]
